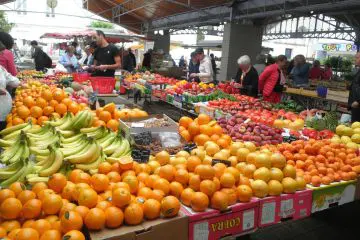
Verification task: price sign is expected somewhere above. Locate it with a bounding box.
[183,143,197,153]
[131,149,150,163]
[212,159,231,167]
[133,131,152,145]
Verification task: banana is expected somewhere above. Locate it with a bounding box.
[0,122,30,136]
[87,127,108,140]
[57,129,76,138]
[97,132,116,144]
[0,138,17,148]
[60,136,88,149]
[103,138,122,156]
[30,134,60,148]
[57,114,74,130]
[39,147,63,177]
[80,126,100,134]
[71,111,89,130]
[110,139,130,158]
[0,161,23,179]
[3,129,23,141]
[75,152,104,171]
[99,134,117,149]
[60,133,86,144]
[1,140,25,163]
[18,160,36,183]
[49,112,73,127]
[65,141,100,164]
[36,155,50,163]
[60,141,89,158]
[89,169,98,175]
[27,176,49,184]
[0,159,26,187]
[25,125,44,134]
[30,147,50,156]
[8,144,30,164]
[39,147,55,171]
[26,131,54,140]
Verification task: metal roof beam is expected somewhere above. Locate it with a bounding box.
[112,0,162,19]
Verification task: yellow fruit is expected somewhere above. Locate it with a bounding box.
[251,180,269,198]
[295,176,306,190]
[191,148,206,161]
[244,142,256,152]
[351,134,360,144]
[282,177,297,193]
[253,167,271,182]
[340,136,351,144]
[270,168,284,181]
[230,142,244,156]
[282,165,296,179]
[351,122,360,129]
[353,128,360,135]
[236,148,250,162]
[268,180,283,196]
[254,153,271,168]
[176,151,190,159]
[343,127,353,137]
[346,142,358,150]
[336,125,346,136]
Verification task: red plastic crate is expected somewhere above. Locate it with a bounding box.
[90,77,115,94]
[72,72,90,83]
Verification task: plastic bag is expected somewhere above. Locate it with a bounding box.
[54,63,67,73]
[159,132,182,148]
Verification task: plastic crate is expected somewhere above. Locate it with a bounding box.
[72,72,90,83]
[90,77,116,94]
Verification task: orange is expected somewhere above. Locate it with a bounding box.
[45,215,59,223]
[0,197,22,220]
[61,98,73,107]
[191,192,209,212]
[75,172,91,184]
[213,125,223,135]
[12,117,24,125]
[22,219,35,228]
[90,174,110,193]
[96,201,112,211]
[111,182,130,191]
[137,172,150,183]
[180,130,192,142]
[105,206,124,228]
[122,175,139,194]
[137,187,153,200]
[98,162,112,174]
[179,116,193,128]
[30,106,43,118]
[237,185,253,202]
[0,189,15,204]
[49,99,58,108]
[143,199,161,220]
[112,188,131,208]
[155,151,170,166]
[197,113,211,125]
[37,189,55,201]
[55,103,67,115]
[159,165,176,181]
[169,181,184,198]
[25,116,37,124]
[84,208,105,230]
[174,168,189,185]
[61,181,76,201]
[99,111,112,122]
[42,194,63,215]
[217,138,230,148]
[220,173,236,188]
[59,202,77,217]
[180,188,194,206]
[1,220,21,233]
[151,189,165,202]
[68,102,80,114]
[17,105,31,119]
[153,178,170,195]
[77,188,98,208]
[188,174,201,191]
[60,211,83,233]
[33,219,51,236]
[43,106,54,116]
[195,164,215,180]
[21,199,42,219]
[62,230,85,240]
[36,97,48,108]
[145,174,160,188]
[211,191,229,211]
[187,156,202,172]
[74,206,89,220]
[37,116,49,125]
[47,173,66,193]
[0,227,6,238]
[194,134,211,146]
[23,96,36,108]
[8,228,21,239]
[199,124,214,136]
[199,180,216,197]
[161,196,180,217]
[41,89,53,101]
[40,230,61,240]
[188,122,200,136]
[53,89,65,102]
[103,103,116,113]
[107,171,121,183]
[15,228,39,240]
[107,119,120,131]
[221,188,237,205]
[124,203,144,225]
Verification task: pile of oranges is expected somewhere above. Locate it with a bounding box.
[0,162,182,240]
[178,114,231,148]
[7,80,87,127]
[275,139,360,186]
[93,103,149,132]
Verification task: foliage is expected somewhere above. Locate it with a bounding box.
[89,21,114,29]
[324,56,353,73]
[0,11,14,33]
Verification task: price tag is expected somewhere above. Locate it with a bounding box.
[133,131,152,145]
[193,222,209,240]
[243,209,255,230]
[131,149,150,163]
[261,202,276,224]
[184,143,197,153]
[131,122,145,128]
[212,159,231,167]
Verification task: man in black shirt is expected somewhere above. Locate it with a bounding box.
[92,30,121,77]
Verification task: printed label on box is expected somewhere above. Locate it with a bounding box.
[243,209,255,231]
[194,222,209,240]
[280,199,295,217]
[261,202,276,224]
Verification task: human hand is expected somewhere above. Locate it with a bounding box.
[234,83,242,88]
[0,88,7,95]
[352,101,359,108]
[189,73,197,78]
[96,65,107,71]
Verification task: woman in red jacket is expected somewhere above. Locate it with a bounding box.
[259,55,287,103]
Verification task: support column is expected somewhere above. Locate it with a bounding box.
[219,22,263,81]
[152,30,170,54]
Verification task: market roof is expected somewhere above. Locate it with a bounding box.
[85,0,360,35]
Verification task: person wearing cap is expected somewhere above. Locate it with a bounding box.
[233,55,259,97]
[59,46,80,73]
[190,48,214,83]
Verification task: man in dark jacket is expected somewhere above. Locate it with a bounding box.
[31,41,52,71]
[348,52,360,122]
[188,52,200,82]
[128,48,136,69]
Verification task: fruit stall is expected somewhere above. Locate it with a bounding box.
[0,70,359,240]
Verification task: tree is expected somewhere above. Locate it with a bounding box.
[0,11,14,33]
[89,21,114,29]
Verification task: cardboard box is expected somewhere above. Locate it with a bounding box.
[308,180,357,213]
[182,199,259,240]
[257,196,281,228]
[293,189,312,220]
[90,212,188,240]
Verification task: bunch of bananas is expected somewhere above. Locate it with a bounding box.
[48,110,94,131]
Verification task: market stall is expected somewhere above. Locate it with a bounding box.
[0,70,359,240]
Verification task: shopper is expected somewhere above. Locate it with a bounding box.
[71,42,82,60]
[253,54,266,75]
[290,54,310,87]
[233,55,258,97]
[122,49,134,72]
[179,56,186,68]
[59,46,79,73]
[0,64,19,130]
[259,55,288,103]
[190,47,213,83]
[188,52,200,83]
[348,52,360,122]
[30,40,52,72]
[309,60,322,80]
[92,30,121,77]
[322,63,333,80]
[0,32,17,76]
[142,49,152,70]
[128,48,136,69]
[79,45,94,66]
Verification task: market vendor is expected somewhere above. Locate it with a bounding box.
[188,51,200,83]
[348,52,360,122]
[259,55,288,103]
[190,48,213,83]
[233,55,259,97]
[92,30,121,77]
[0,64,19,130]
[59,46,79,73]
